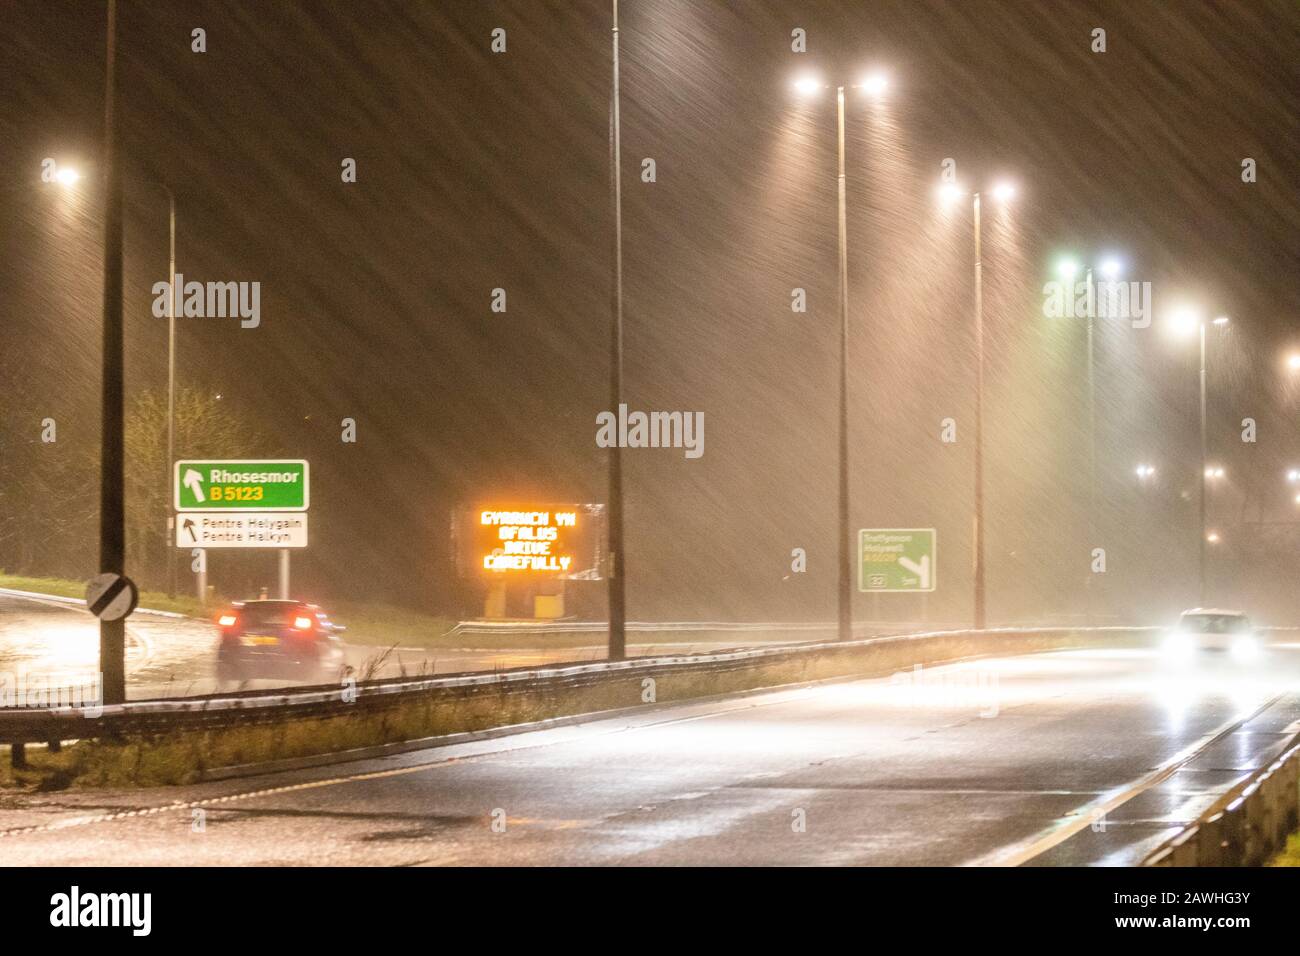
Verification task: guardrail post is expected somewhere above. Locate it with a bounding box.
[1243,789,1266,866]
[1169,825,1199,866]
[1219,803,1245,865]
[11,742,27,770]
[47,738,61,754]
[1285,757,1300,833]
[1197,813,1225,866]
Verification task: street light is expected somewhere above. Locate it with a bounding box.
[24,163,179,596]
[1050,251,1124,623]
[860,72,888,98]
[793,72,890,641]
[939,177,1017,629]
[1098,256,1123,280]
[156,182,177,596]
[793,74,822,96]
[607,0,627,659]
[1168,306,1229,606]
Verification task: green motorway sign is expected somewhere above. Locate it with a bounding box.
[174,460,309,512]
[859,528,935,592]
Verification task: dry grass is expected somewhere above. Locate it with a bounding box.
[0,656,830,790]
[1269,831,1300,866]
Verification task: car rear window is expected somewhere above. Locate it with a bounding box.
[239,602,302,628]
[1180,614,1249,633]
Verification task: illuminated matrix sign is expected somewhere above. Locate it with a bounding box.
[481,509,578,573]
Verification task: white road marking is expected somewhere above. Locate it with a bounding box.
[963,692,1283,867]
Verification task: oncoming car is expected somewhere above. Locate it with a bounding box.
[215,600,346,684]
[1163,608,1262,664]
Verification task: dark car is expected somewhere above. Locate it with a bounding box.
[215,600,346,684]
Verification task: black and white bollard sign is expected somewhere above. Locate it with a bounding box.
[85,572,139,621]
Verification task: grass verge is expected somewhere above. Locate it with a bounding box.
[0,572,206,617]
[0,572,823,650]
[1269,832,1300,866]
[0,664,794,790]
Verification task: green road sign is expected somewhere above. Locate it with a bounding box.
[859,528,935,592]
[174,460,309,512]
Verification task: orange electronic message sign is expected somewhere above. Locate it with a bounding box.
[453,504,605,580]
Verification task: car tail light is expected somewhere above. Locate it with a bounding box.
[218,614,238,627]
[293,616,314,630]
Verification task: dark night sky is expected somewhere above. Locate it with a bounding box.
[2,1,1298,623]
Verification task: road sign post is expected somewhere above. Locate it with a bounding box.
[98,1,127,706]
[859,528,936,593]
[174,461,310,603]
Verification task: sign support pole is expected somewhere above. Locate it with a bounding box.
[98,0,126,706]
[278,548,290,599]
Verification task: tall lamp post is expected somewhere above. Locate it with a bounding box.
[1169,306,1229,606]
[607,0,626,660]
[1054,253,1124,623]
[793,73,888,641]
[32,167,179,597]
[99,0,127,705]
[940,179,1016,629]
[161,183,177,596]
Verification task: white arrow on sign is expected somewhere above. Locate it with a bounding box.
[898,555,931,589]
[183,468,206,503]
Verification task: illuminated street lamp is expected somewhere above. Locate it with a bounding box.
[793,74,822,96]
[20,162,181,598]
[939,177,1017,629]
[792,70,891,641]
[860,72,889,97]
[607,0,627,659]
[1051,251,1126,622]
[1168,306,1229,605]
